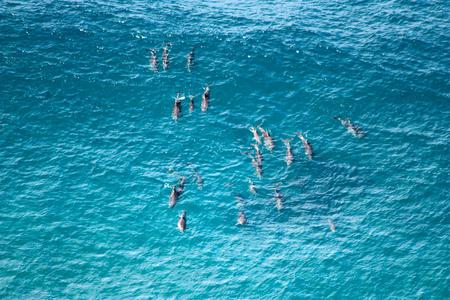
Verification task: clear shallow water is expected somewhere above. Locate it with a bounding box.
[1,0,449,298]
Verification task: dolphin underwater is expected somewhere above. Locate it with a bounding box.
[283,138,294,166]
[189,95,194,112]
[328,219,336,232]
[162,43,170,70]
[248,178,256,195]
[274,185,283,210]
[334,116,364,138]
[149,48,158,71]
[187,48,194,71]
[296,132,313,160]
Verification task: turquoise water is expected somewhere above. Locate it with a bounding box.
[1,0,449,298]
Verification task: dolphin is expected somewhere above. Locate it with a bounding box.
[177,176,186,194]
[192,167,203,189]
[149,48,158,71]
[178,210,186,232]
[172,93,183,120]
[201,86,210,112]
[283,138,294,166]
[187,48,194,71]
[189,95,194,112]
[248,178,256,195]
[258,126,274,151]
[296,132,313,160]
[237,211,247,225]
[169,186,180,208]
[250,127,262,144]
[162,43,170,70]
[252,156,262,178]
[242,151,262,178]
[252,143,263,167]
[328,219,336,232]
[334,116,364,138]
[168,176,186,208]
[274,185,283,210]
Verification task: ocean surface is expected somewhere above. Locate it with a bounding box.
[1,0,449,298]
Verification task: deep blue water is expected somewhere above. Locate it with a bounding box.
[1,0,449,298]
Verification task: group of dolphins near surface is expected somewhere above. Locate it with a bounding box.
[171,86,210,119]
[149,44,364,232]
[149,43,194,73]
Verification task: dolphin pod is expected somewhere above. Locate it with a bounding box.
[153,44,364,232]
[169,88,210,120]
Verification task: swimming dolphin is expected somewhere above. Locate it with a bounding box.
[258,126,274,151]
[192,166,203,190]
[189,95,194,112]
[162,43,169,70]
[283,139,294,166]
[252,156,262,178]
[149,48,158,71]
[296,132,313,160]
[172,93,183,120]
[248,178,256,195]
[328,219,336,232]
[250,127,262,144]
[178,210,186,232]
[274,185,283,210]
[252,143,263,166]
[177,176,186,194]
[169,186,180,208]
[237,211,247,225]
[251,144,263,178]
[334,116,364,138]
[168,176,186,208]
[242,151,262,178]
[187,48,194,71]
[201,86,210,112]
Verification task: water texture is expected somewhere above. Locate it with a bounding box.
[1,0,449,298]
